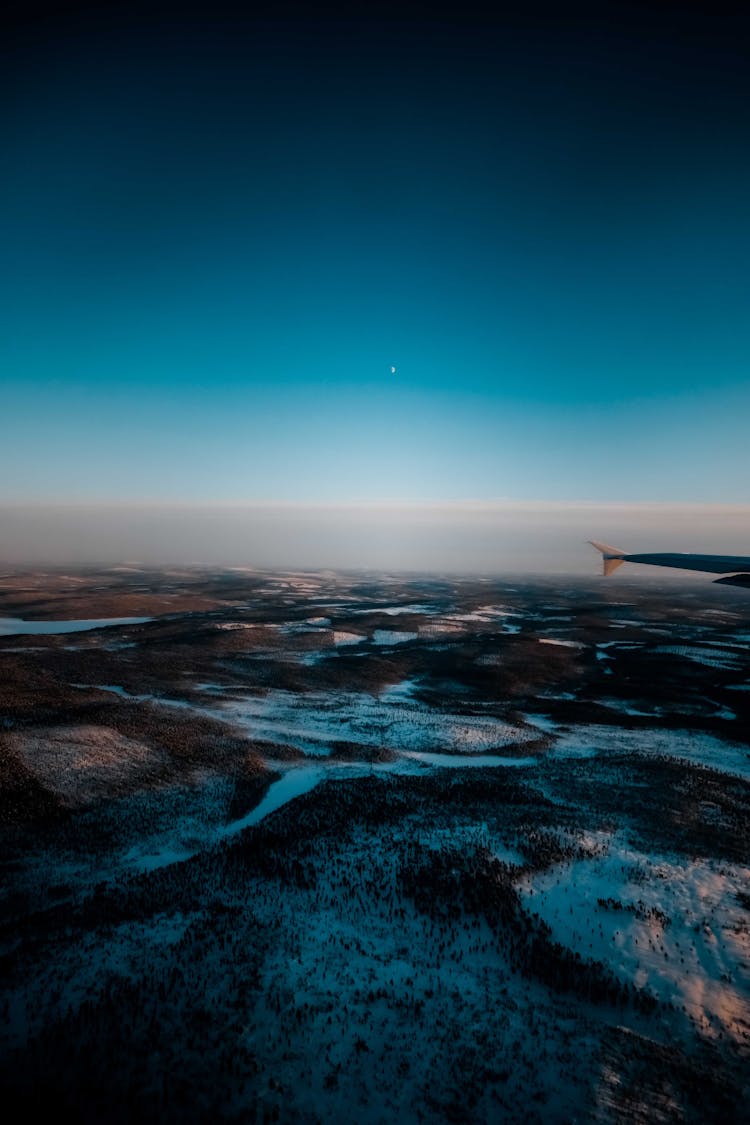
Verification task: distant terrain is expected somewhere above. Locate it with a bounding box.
[1,567,749,1122]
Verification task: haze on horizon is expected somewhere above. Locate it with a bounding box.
[2,3,749,568]
[3,501,750,575]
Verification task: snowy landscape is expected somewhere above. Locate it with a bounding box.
[1,567,749,1121]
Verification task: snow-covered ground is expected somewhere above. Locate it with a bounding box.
[332,630,365,646]
[213,688,540,757]
[652,645,744,671]
[372,629,419,645]
[519,831,750,1048]
[3,571,750,1123]
[538,638,586,649]
[402,750,537,768]
[418,606,524,638]
[9,725,166,805]
[518,713,750,778]
[378,678,422,703]
[348,603,435,616]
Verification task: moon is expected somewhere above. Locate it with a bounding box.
[390,365,396,374]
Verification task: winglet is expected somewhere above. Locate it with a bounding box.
[588,540,627,577]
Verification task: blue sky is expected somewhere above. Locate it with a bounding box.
[3,4,750,510]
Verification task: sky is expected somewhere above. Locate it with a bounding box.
[2,3,750,567]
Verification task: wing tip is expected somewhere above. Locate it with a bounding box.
[588,539,627,577]
[588,540,626,557]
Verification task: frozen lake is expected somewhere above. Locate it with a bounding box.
[221,764,326,836]
[220,750,537,839]
[0,616,152,636]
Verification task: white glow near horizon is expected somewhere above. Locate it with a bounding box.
[2,500,749,573]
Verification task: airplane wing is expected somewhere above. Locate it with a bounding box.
[588,540,750,588]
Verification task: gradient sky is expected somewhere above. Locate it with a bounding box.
[3,2,750,510]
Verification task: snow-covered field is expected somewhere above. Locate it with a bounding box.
[9,724,165,805]
[520,832,750,1048]
[526,719,750,779]
[212,687,541,757]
